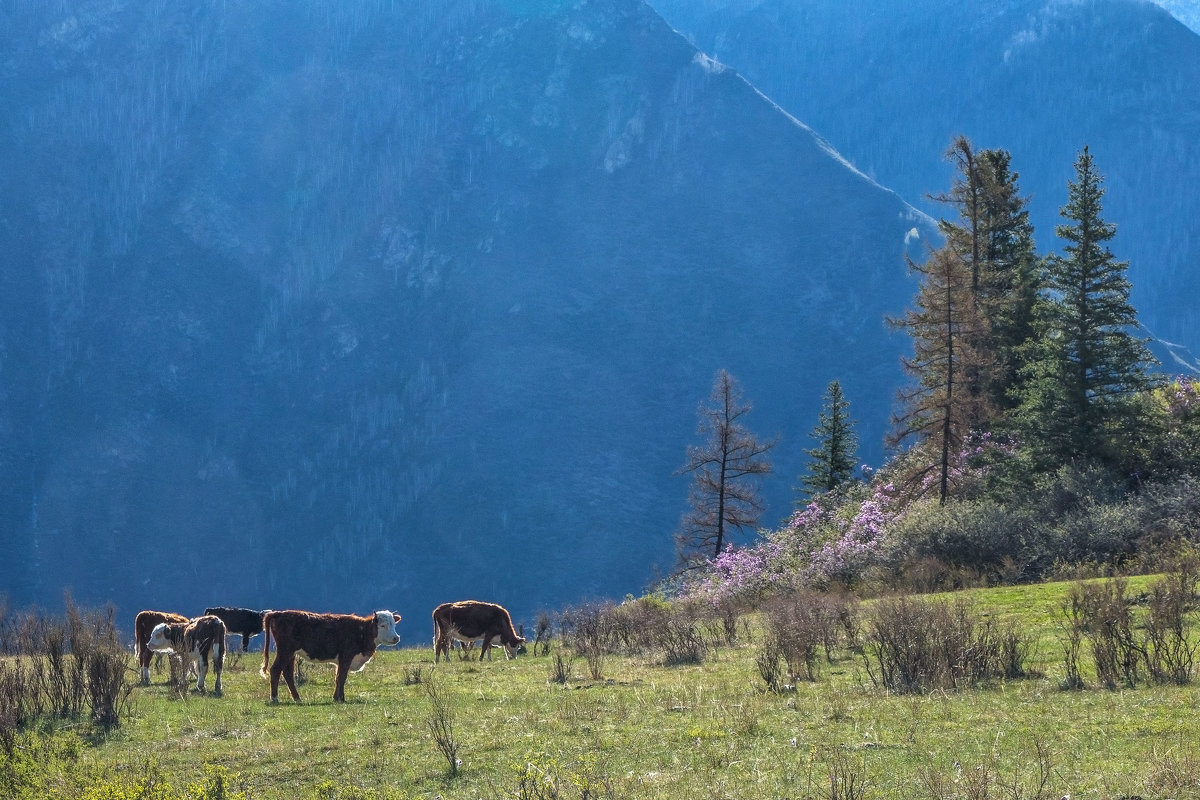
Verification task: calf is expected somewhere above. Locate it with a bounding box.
[260,610,400,703]
[147,614,227,695]
[133,610,189,684]
[433,600,526,663]
[204,606,266,652]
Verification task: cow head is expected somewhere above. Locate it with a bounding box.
[374,611,401,646]
[147,622,175,653]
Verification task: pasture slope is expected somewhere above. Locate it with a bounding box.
[17,576,1200,799]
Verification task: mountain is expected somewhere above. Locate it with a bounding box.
[0,0,929,627]
[1152,0,1200,34]
[651,0,1200,357]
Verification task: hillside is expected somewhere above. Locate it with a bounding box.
[0,0,929,623]
[651,0,1200,355]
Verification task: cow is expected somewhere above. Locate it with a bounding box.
[204,606,267,652]
[259,610,400,703]
[134,610,189,684]
[432,601,526,663]
[147,614,227,695]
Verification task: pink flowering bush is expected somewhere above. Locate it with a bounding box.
[681,479,907,607]
[783,481,903,586]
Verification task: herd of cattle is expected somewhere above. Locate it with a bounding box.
[134,600,527,702]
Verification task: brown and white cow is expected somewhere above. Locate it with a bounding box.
[432,601,526,663]
[134,610,189,684]
[147,614,227,695]
[259,610,400,703]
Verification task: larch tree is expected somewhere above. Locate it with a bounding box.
[799,379,859,502]
[1015,146,1157,471]
[889,246,992,504]
[675,369,775,572]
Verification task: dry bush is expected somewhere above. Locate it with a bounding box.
[1067,579,1143,689]
[862,595,1031,694]
[1143,564,1198,685]
[0,598,134,733]
[659,612,707,666]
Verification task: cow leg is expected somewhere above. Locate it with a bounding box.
[213,641,224,696]
[241,632,251,652]
[333,659,350,703]
[196,652,208,694]
[139,650,152,685]
[280,654,301,702]
[434,634,448,663]
[268,654,297,703]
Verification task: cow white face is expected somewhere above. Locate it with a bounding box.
[147,622,173,653]
[374,611,401,646]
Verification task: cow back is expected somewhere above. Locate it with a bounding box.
[435,601,522,645]
[263,610,376,661]
[204,607,264,634]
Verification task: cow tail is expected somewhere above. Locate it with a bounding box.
[260,613,272,679]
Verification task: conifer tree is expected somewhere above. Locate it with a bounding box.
[799,380,858,501]
[675,370,775,571]
[931,136,1039,417]
[977,148,1040,411]
[1015,146,1157,471]
[889,247,992,504]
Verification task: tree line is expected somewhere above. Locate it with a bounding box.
[674,138,1198,580]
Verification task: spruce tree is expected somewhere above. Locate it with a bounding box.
[799,380,858,501]
[1015,146,1157,471]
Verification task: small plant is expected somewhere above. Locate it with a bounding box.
[548,650,574,685]
[807,745,870,800]
[532,611,553,657]
[403,665,426,686]
[424,673,459,776]
[755,635,788,693]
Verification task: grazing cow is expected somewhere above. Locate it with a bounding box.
[134,610,189,684]
[432,601,526,663]
[147,614,227,695]
[204,606,267,652]
[260,610,401,703]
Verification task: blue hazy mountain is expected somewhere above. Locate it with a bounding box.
[0,0,928,626]
[651,0,1200,358]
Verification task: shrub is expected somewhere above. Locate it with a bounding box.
[423,674,459,777]
[1065,579,1143,690]
[659,614,707,666]
[862,595,1031,694]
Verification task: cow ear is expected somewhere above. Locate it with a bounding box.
[392,612,401,623]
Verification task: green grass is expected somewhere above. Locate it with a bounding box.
[10,576,1200,799]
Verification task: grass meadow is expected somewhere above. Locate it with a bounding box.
[7,576,1200,799]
